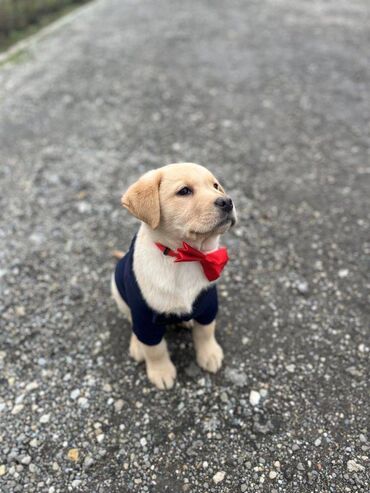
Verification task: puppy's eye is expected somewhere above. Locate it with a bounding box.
[177,186,193,196]
[214,183,220,190]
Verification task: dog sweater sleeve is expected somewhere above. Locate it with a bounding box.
[127,290,167,346]
[192,284,219,326]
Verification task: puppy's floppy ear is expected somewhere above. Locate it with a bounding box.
[121,170,161,229]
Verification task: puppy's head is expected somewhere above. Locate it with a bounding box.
[122,163,236,241]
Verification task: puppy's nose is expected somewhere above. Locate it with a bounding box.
[215,196,233,213]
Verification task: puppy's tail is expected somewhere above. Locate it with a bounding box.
[112,250,125,260]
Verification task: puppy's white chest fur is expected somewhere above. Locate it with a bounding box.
[133,225,214,315]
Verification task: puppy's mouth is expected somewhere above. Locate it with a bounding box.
[191,214,236,236]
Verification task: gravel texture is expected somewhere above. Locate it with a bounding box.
[0,0,369,491]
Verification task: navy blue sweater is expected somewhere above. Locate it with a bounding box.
[115,237,218,345]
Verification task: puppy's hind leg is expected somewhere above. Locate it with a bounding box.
[129,333,145,363]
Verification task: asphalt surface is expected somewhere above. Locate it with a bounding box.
[0,0,369,491]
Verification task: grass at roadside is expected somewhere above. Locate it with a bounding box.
[0,0,90,52]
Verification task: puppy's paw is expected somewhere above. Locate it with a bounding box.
[196,340,224,373]
[129,334,145,363]
[147,360,177,390]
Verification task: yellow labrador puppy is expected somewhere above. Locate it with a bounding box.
[111,163,236,389]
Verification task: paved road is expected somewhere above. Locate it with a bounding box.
[0,0,369,491]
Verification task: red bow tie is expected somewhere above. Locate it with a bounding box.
[155,241,229,282]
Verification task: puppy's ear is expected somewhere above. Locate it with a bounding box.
[121,170,161,229]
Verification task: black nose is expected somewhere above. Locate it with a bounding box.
[215,196,233,213]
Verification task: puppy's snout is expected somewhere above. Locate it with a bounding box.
[215,196,233,213]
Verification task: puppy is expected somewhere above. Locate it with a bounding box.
[111,163,236,389]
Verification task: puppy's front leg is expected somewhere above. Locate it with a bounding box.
[141,339,177,390]
[193,321,224,373]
